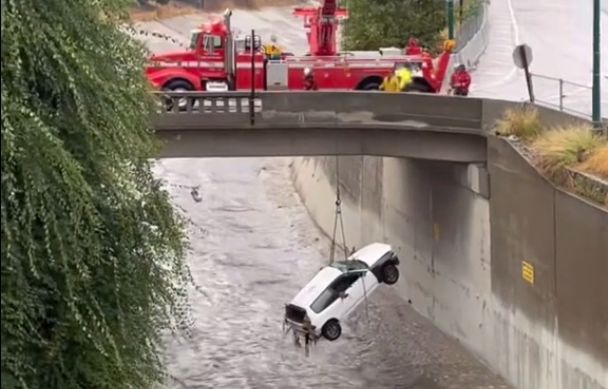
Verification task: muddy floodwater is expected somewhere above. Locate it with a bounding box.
[154,158,510,389]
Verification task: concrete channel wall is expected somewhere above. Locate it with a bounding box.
[290,117,607,388]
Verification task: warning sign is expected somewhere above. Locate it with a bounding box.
[522,261,535,285]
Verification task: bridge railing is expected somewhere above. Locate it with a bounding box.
[153,91,487,131]
[155,91,263,114]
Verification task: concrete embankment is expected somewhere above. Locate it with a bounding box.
[290,137,607,389]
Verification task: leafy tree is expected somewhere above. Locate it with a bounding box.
[341,0,447,51]
[1,0,189,388]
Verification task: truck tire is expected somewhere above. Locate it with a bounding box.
[163,79,194,92]
[357,78,382,91]
[163,80,194,111]
[321,319,342,341]
[407,78,433,93]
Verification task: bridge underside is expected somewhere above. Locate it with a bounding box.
[155,127,487,162]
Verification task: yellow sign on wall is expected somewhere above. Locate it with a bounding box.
[522,261,535,285]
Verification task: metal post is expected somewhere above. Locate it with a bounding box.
[592,0,601,128]
[250,29,255,126]
[458,0,464,28]
[559,78,564,111]
[520,45,535,103]
[447,0,455,40]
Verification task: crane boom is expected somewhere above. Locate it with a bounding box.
[293,0,348,56]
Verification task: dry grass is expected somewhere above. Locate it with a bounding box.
[494,106,542,141]
[532,125,602,179]
[577,145,608,179]
[496,107,608,206]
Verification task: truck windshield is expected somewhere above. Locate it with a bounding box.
[203,35,223,52]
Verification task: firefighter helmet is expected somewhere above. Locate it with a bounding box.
[454,63,466,72]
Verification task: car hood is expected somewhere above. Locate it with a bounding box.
[290,266,342,309]
[349,242,391,267]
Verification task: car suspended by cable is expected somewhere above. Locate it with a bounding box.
[283,242,400,344]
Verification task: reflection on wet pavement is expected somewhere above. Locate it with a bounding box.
[154,158,510,389]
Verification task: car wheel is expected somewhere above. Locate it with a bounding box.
[382,263,400,285]
[321,319,342,341]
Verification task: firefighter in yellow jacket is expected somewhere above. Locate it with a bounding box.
[379,68,401,92]
[395,65,413,91]
[263,35,283,60]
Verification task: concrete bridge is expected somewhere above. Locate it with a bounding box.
[153,92,496,162]
[151,91,590,162]
[151,91,607,389]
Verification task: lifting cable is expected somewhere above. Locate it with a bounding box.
[329,155,349,264]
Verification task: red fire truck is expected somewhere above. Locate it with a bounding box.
[145,5,454,93]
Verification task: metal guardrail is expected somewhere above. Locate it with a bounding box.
[530,73,607,123]
[455,0,486,51]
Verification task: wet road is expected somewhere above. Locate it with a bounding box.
[153,158,509,389]
[472,0,608,117]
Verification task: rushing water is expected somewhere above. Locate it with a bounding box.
[153,158,510,389]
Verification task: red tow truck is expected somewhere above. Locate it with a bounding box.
[145,1,455,93]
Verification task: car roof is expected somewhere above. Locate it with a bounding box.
[349,242,392,262]
[290,266,342,308]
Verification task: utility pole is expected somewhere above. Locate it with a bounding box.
[447,0,455,40]
[592,0,601,128]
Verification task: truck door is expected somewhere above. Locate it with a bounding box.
[202,34,225,65]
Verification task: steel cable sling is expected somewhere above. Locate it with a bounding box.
[329,155,349,264]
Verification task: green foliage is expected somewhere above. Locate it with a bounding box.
[341,0,447,51]
[1,0,189,388]
[456,0,484,24]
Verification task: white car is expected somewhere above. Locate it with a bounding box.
[284,243,400,342]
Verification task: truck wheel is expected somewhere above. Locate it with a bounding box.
[321,319,342,341]
[359,81,380,91]
[407,79,433,93]
[382,263,399,285]
[163,80,194,111]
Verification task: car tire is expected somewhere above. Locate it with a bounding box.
[321,319,342,341]
[382,263,400,285]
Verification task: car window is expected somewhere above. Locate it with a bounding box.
[330,259,368,273]
[310,287,336,313]
[332,273,360,293]
[309,273,361,313]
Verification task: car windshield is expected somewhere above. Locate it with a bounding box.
[330,259,368,273]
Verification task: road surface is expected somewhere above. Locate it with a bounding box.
[472,0,608,117]
[138,8,510,389]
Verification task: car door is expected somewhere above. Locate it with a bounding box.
[342,269,379,317]
[324,272,362,322]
